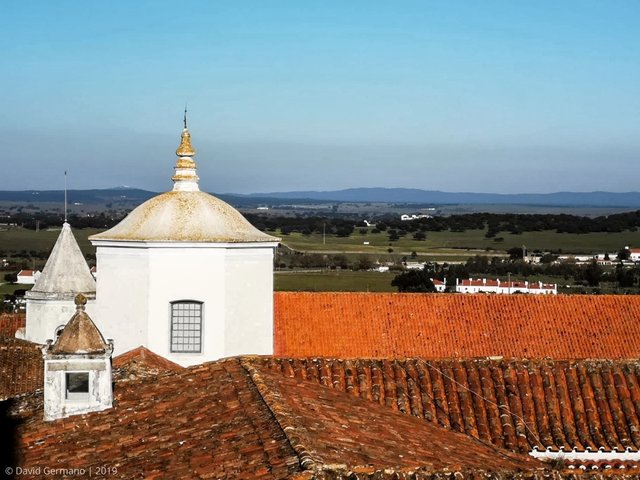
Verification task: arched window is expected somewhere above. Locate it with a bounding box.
[170,300,203,353]
[55,325,66,339]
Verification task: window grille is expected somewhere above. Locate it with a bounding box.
[170,301,203,353]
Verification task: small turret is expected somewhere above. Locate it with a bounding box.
[42,294,113,421]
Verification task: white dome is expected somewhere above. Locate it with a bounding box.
[90,190,277,243]
[91,124,278,244]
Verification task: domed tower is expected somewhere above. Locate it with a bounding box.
[89,120,279,366]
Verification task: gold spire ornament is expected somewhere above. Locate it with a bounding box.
[175,105,196,157]
[175,129,197,161]
[172,109,200,191]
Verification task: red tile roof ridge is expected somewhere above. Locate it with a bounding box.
[242,358,318,471]
[112,346,184,372]
[266,356,640,364]
[308,468,640,479]
[275,291,628,297]
[241,358,546,473]
[252,357,640,456]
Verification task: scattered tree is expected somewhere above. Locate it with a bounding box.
[391,270,436,293]
[583,260,603,287]
[3,272,17,284]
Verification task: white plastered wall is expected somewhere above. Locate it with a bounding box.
[93,241,276,366]
[93,246,150,355]
[43,356,113,421]
[145,246,227,365]
[224,248,274,356]
[25,297,97,344]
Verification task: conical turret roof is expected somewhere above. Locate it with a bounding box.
[50,294,108,354]
[29,222,96,298]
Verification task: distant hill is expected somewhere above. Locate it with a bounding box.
[0,188,316,209]
[246,188,640,207]
[0,188,157,204]
[3,187,640,208]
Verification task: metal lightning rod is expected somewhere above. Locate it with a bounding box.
[64,170,68,223]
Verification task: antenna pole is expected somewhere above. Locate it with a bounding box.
[64,170,68,223]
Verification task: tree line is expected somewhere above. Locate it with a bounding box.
[5,209,640,237]
[252,211,640,238]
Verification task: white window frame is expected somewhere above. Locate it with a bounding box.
[65,371,90,402]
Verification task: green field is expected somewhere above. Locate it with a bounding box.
[275,270,397,292]
[0,227,101,256]
[2,226,640,261]
[279,229,640,256]
[2,225,639,294]
[0,283,33,295]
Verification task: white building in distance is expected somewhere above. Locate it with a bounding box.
[16,269,41,285]
[456,278,557,295]
[88,121,280,366]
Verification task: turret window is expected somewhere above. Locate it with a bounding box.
[170,301,203,353]
[65,372,89,401]
[55,325,65,339]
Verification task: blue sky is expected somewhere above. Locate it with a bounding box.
[1,1,639,194]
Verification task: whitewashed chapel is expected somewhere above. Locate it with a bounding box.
[24,120,280,367]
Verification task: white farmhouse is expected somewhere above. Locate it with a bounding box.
[456,278,557,295]
[16,269,41,284]
[431,278,446,292]
[88,122,280,366]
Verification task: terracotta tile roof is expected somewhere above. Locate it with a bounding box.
[243,360,542,473]
[11,357,548,479]
[14,359,300,479]
[255,357,640,457]
[112,346,184,372]
[0,313,25,337]
[309,470,637,479]
[274,292,640,358]
[0,344,184,401]
[0,337,42,400]
[7,341,640,462]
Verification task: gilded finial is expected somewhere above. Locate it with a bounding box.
[175,115,196,158]
[172,110,199,189]
[74,293,87,310]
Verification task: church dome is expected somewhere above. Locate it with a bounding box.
[90,118,279,244]
[90,190,276,243]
